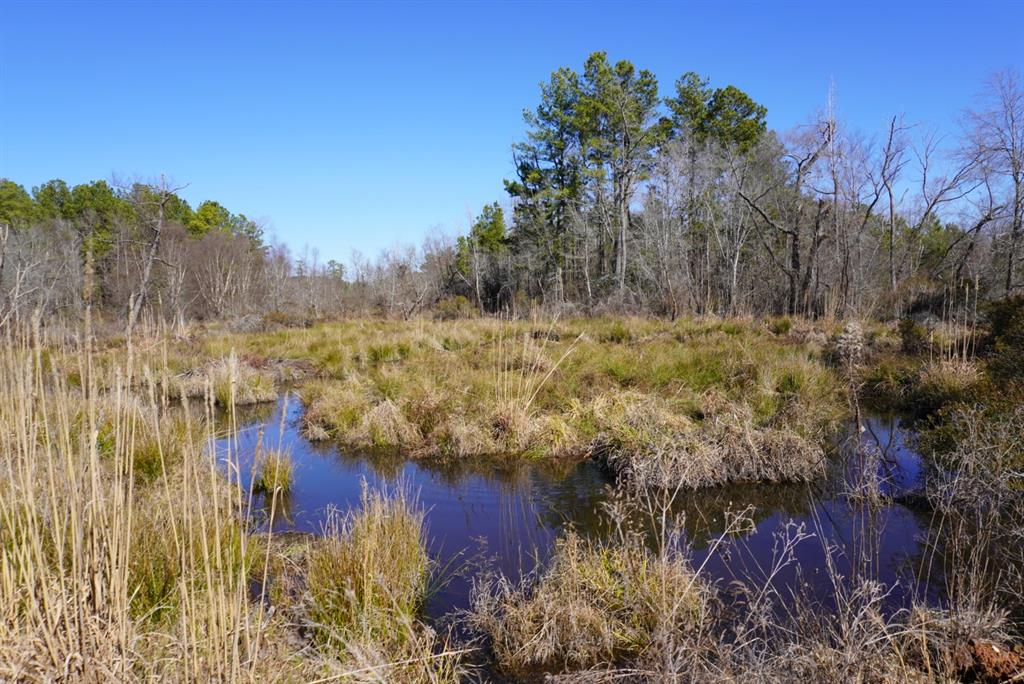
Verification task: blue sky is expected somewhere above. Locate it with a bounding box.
[2,1,1022,264]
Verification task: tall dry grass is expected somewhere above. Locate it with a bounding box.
[0,331,467,681]
[0,333,277,680]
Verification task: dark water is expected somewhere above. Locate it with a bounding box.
[216,395,941,619]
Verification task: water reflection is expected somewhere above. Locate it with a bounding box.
[214,396,941,617]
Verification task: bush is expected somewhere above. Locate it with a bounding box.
[983,294,1024,385]
[898,317,928,354]
[433,295,476,320]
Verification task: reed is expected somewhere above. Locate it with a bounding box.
[0,332,275,680]
[0,331,466,681]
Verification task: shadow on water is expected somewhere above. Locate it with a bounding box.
[214,395,943,620]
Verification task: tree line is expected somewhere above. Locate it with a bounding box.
[459,53,1023,320]
[1,53,1022,332]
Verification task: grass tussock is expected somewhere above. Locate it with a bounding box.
[470,530,706,678]
[261,484,467,682]
[306,486,430,649]
[182,356,278,406]
[584,390,824,488]
[253,448,294,494]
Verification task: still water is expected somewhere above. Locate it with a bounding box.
[216,395,940,619]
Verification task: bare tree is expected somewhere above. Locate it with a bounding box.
[965,69,1024,294]
[739,119,833,315]
[125,177,187,340]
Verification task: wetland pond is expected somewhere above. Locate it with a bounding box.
[217,394,942,621]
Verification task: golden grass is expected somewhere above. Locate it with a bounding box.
[306,486,430,649]
[261,485,466,682]
[253,448,294,494]
[470,530,706,678]
[0,334,465,681]
[0,340,278,680]
[2,315,1018,681]
[239,318,850,488]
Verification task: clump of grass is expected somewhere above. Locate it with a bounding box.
[913,359,982,414]
[581,391,824,489]
[174,355,277,406]
[596,319,634,343]
[301,380,421,450]
[769,315,793,335]
[365,341,405,366]
[364,398,421,449]
[434,414,496,458]
[576,389,692,448]
[470,530,705,678]
[720,320,745,336]
[859,353,919,408]
[299,484,466,680]
[306,485,430,649]
[524,414,582,458]
[253,449,294,494]
[602,413,823,490]
[301,379,367,440]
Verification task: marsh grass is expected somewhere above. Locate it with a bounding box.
[468,480,742,680]
[253,448,294,494]
[284,318,846,489]
[0,334,279,681]
[3,316,1020,680]
[470,448,1021,683]
[470,531,706,677]
[0,331,467,681]
[306,485,430,649]
[293,484,467,681]
[193,356,278,406]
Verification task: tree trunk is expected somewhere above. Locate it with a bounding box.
[1006,171,1022,293]
[126,193,165,341]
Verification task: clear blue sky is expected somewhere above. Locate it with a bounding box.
[2,1,1022,264]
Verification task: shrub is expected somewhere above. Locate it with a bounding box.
[899,317,928,354]
[983,294,1024,385]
